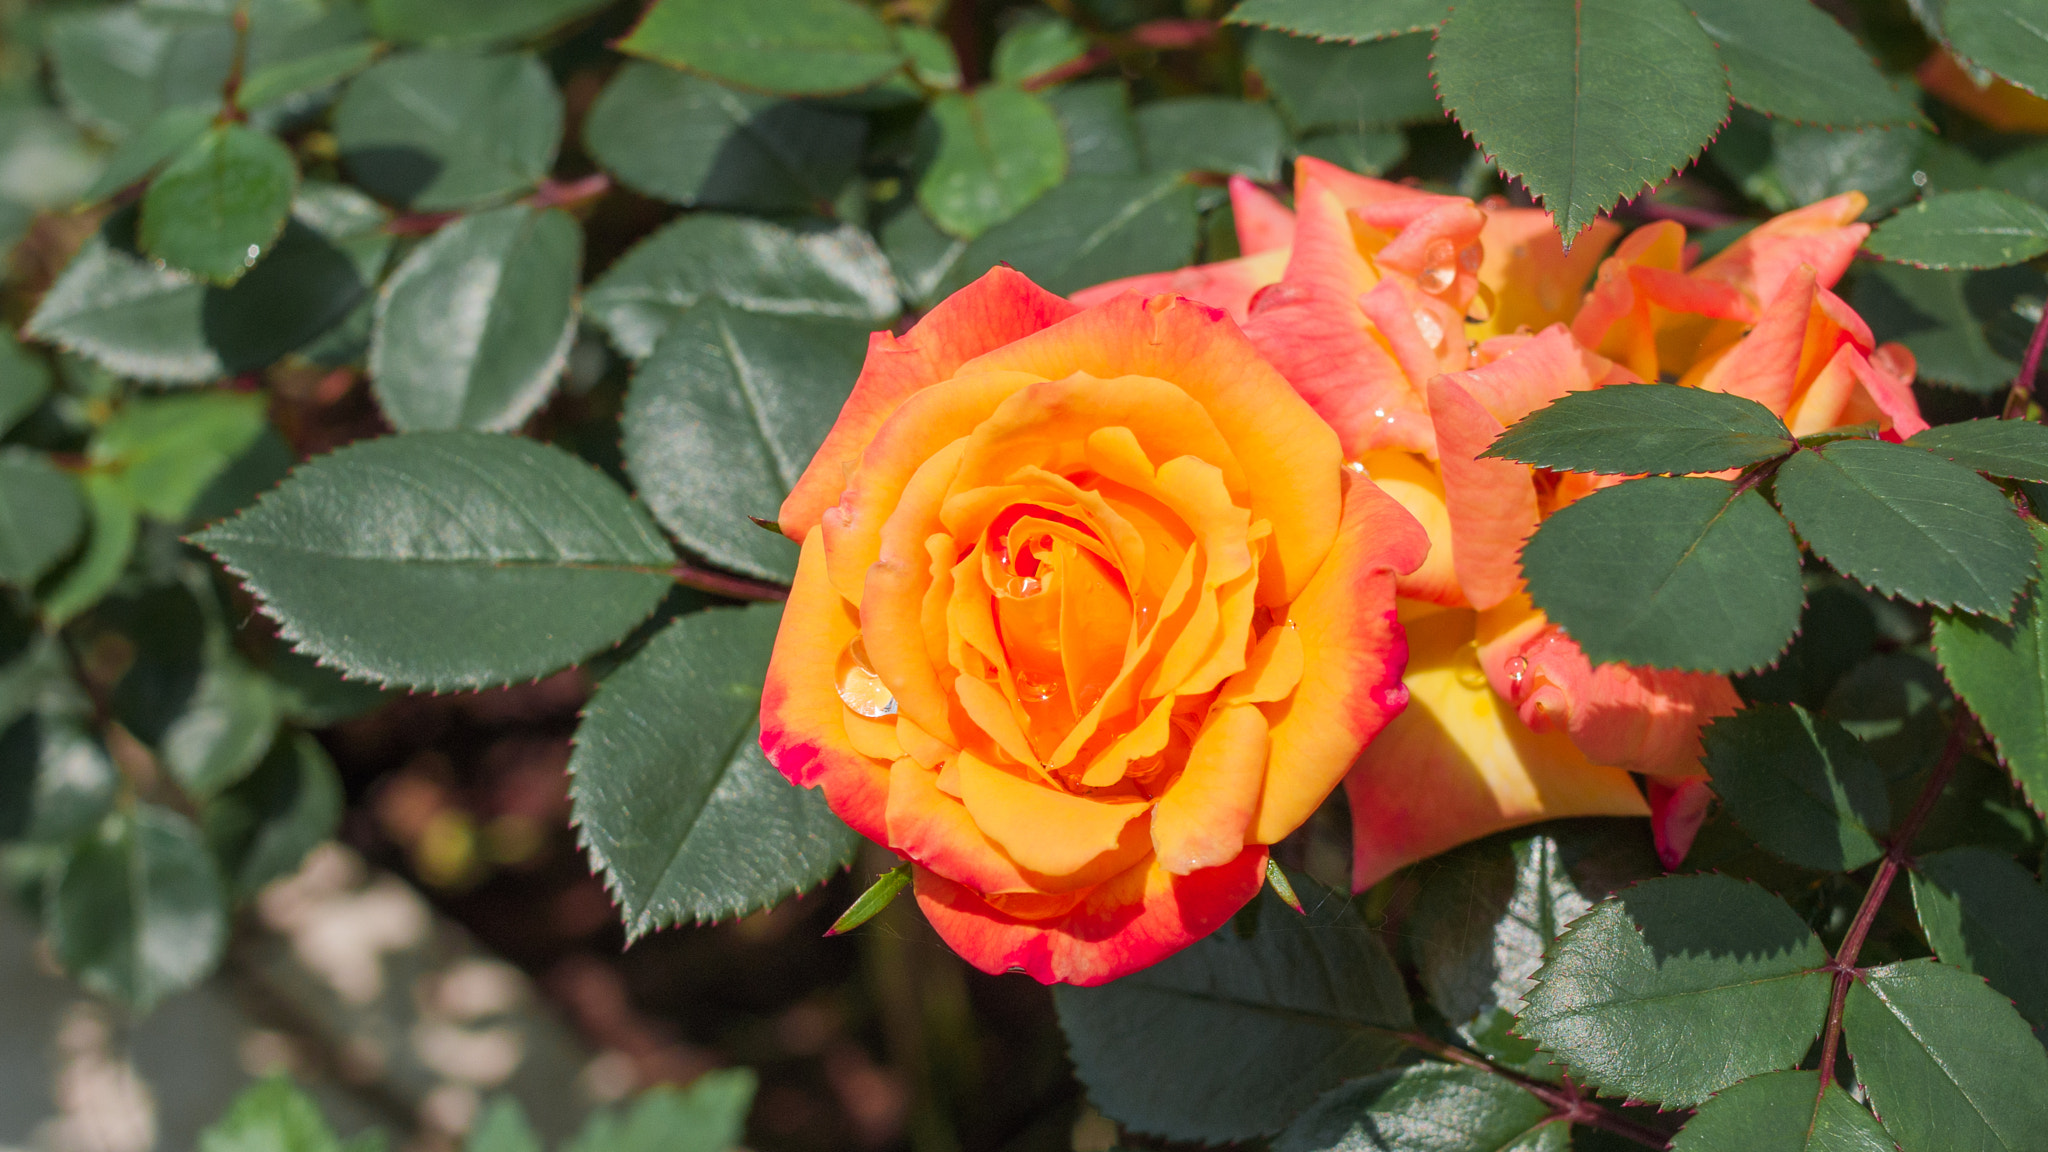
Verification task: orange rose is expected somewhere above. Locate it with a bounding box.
[1105,159,1925,885]
[760,268,1427,985]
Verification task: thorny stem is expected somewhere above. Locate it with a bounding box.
[2004,292,2048,420]
[669,562,788,603]
[218,2,252,122]
[1809,714,1975,1116]
[385,174,612,235]
[1399,1031,1673,1149]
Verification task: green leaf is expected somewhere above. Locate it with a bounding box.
[1688,0,1922,128]
[1944,0,2048,99]
[49,804,227,1013]
[941,171,1199,297]
[1699,704,1890,871]
[1276,1064,1558,1152]
[0,713,118,847]
[601,1070,756,1152]
[1933,530,2048,811]
[1518,874,1832,1107]
[40,474,139,626]
[47,7,233,140]
[1247,31,1442,132]
[1773,437,2035,617]
[25,192,389,384]
[204,730,343,902]
[878,205,968,310]
[828,863,910,935]
[0,452,85,588]
[369,205,580,432]
[623,302,863,584]
[369,0,609,46]
[1850,262,2042,395]
[618,0,904,97]
[570,605,857,938]
[333,50,562,211]
[585,64,866,213]
[91,391,269,523]
[200,1077,343,1152]
[158,655,280,799]
[464,1097,540,1152]
[1911,846,2048,1036]
[1406,822,1657,1070]
[1136,97,1285,180]
[268,645,388,727]
[897,25,962,91]
[1296,129,1409,176]
[1045,80,1141,177]
[1670,1070,1892,1152]
[585,214,896,362]
[140,124,299,287]
[1521,476,1804,672]
[236,41,381,113]
[992,16,1089,83]
[1867,190,2048,270]
[194,432,675,691]
[1843,958,2048,1152]
[0,335,51,436]
[1225,0,1448,42]
[1485,383,1794,476]
[1910,418,2048,481]
[1052,873,1414,1143]
[919,86,1068,240]
[82,104,215,204]
[1766,122,1925,220]
[1432,0,1729,242]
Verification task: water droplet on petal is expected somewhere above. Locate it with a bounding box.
[1417,238,1457,293]
[1412,308,1445,350]
[836,643,898,718]
[1003,575,1042,598]
[1344,459,1366,474]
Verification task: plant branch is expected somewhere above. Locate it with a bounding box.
[219,1,252,122]
[2004,294,2048,420]
[1398,1031,1672,1149]
[1810,713,1974,1113]
[669,563,789,603]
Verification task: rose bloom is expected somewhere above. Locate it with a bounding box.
[760,267,1427,985]
[1084,158,1926,888]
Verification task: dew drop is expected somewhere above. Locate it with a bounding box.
[835,643,898,718]
[1344,459,1366,475]
[1003,575,1042,598]
[1416,238,1457,293]
[244,243,261,267]
[1015,674,1058,703]
[1456,662,1490,690]
[1412,308,1445,350]
[1506,656,1528,689]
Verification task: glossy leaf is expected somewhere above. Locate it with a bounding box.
[140,124,298,287]
[618,0,904,97]
[0,453,85,588]
[1406,822,1656,1070]
[1519,874,1832,1107]
[194,432,675,691]
[941,172,1199,297]
[585,214,897,362]
[39,474,139,627]
[368,0,609,45]
[89,391,269,523]
[1045,80,1141,176]
[82,104,214,204]
[334,50,562,211]
[1485,383,1794,476]
[1225,0,1448,41]
[1700,704,1890,870]
[466,1097,541,1152]
[1670,1070,1892,1152]
[1851,263,2041,395]
[919,86,1067,240]
[1945,0,2048,99]
[1052,874,1413,1143]
[159,655,281,803]
[585,64,866,213]
[1689,0,1921,127]
[1843,958,2048,1152]
[1911,846,2048,1035]
[26,192,389,384]
[1933,528,2048,811]
[1521,477,1804,672]
[623,302,864,583]
[49,804,228,1013]
[1910,418,2048,481]
[1773,437,2035,617]
[204,730,343,902]
[0,713,119,847]
[198,1077,342,1152]
[570,605,857,938]
[1135,97,1285,180]
[991,16,1088,82]
[565,1070,756,1152]
[0,336,50,436]
[1769,122,1925,218]
[1867,190,2048,270]
[1247,32,1443,132]
[236,41,381,112]
[370,205,580,432]
[46,7,232,140]
[1433,0,1729,242]
[897,25,962,91]
[1296,129,1409,176]
[1276,1064,1559,1152]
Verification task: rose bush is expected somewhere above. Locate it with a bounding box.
[1085,158,1929,890]
[759,267,1427,985]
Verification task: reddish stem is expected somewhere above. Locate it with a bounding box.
[1400,1032,1672,1149]
[670,563,789,603]
[2004,295,2048,420]
[530,172,611,211]
[1810,716,1973,1113]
